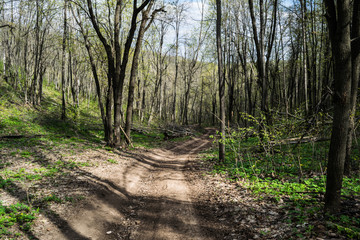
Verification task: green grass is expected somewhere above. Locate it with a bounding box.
[168,135,192,142]
[0,159,93,186]
[0,80,103,141]
[132,131,164,148]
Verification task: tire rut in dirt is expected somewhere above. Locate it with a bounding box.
[128,133,214,240]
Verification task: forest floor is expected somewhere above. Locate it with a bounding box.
[1,127,343,240]
[1,83,358,239]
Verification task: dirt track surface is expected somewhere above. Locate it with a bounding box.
[130,133,213,240]
[34,129,218,240]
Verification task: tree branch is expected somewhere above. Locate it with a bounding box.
[0,24,14,29]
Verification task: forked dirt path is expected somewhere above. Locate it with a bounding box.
[38,129,214,240]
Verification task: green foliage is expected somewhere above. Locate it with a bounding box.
[0,159,93,186]
[107,159,117,164]
[327,218,360,239]
[0,80,103,142]
[206,112,360,238]
[0,202,38,235]
[42,194,63,204]
[1,168,43,182]
[132,131,164,148]
[20,151,33,158]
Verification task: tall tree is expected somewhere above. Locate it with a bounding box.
[125,1,162,143]
[86,0,151,147]
[323,0,354,214]
[300,0,309,113]
[71,5,111,142]
[216,0,225,161]
[344,0,360,175]
[61,0,67,120]
[248,0,278,123]
[171,1,185,122]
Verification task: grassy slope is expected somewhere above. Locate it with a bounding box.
[0,81,104,237]
[0,81,168,238]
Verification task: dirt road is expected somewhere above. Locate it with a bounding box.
[129,132,213,240]
[36,129,215,240]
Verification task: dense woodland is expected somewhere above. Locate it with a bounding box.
[0,0,360,238]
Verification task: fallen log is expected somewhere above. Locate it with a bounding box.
[162,126,194,140]
[131,127,150,135]
[270,136,330,146]
[0,134,46,140]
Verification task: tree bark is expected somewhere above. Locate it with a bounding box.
[324,0,352,214]
[344,0,360,175]
[125,2,158,144]
[216,0,225,161]
[172,4,183,122]
[72,5,109,142]
[114,0,151,147]
[61,0,67,120]
[300,0,309,113]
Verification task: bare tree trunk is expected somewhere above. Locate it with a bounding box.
[248,0,267,122]
[172,11,180,122]
[125,2,157,143]
[216,0,225,161]
[140,55,148,122]
[198,77,204,125]
[24,36,28,104]
[114,0,151,146]
[87,0,116,145]
[37,65,46,105]
[344,1,360,175]
[72,5,109,141]
[324,0,352,214]
[112,0,123,147]
[300,0,309,113]
[61,0,67,120]
[279,19,288,116]
[87,0,151,147]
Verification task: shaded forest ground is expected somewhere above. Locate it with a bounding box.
[0,82,359,239]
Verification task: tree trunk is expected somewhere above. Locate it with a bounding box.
[61,0,67,120]
[125,2,156,144]
[198,77,204,125]
[216,0,225,161]
[324,0,352,214]
[172,16,180,122]
[72,4,109,141]
[301,0,309,114]
[344,1,360,175]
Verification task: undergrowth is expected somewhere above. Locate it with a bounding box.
[0,202,38,235]
[206,112,360,239]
